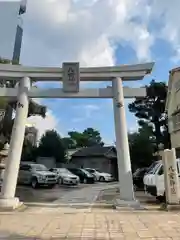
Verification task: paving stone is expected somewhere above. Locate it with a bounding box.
[1,207,180,239]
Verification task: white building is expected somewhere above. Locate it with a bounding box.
[0,0,26,62]
[166,67,180,156]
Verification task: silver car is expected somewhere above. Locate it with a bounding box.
[49,168,80,185]
[18,162,58,188]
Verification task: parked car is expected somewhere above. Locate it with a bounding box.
[85,168,113,182]
[67,168,95,184]
[49,168,80,185]
[18,162,58,188]
[133,168,148,190]
[144,159,180,201]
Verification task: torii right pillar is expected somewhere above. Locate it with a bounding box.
[112,77,135,202]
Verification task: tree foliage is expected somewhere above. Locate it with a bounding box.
[128,80,170,149]
[37,130,66,163]
[0,57,47,148]
[64,127,104,148]
[129,123,156,170]
[61,137,76,149]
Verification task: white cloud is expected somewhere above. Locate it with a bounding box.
[21,0,154,68]
[146,0,180,62]
[15,0,165,139]
[72,104,100,122]
[26,110,59,140]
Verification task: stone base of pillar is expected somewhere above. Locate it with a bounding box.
[113,198,145,210]
[160,203,180,211]
[0,197,22,210]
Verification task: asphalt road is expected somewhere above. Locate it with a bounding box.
[13,183,160,207]
[15,182,112,204]
[15,184,86,203]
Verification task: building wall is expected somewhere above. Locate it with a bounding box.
[13,24,23,62]
[167,70,180,149]
[25,127,38,146]
[36,157,56,169]
[71,157,112,174]
[0,1,20,60]
[168,71,180,116]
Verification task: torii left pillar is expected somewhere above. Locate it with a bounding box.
[0,77,30,209]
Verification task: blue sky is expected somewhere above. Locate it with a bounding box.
[36,42,175,145]
[14,0,180,145]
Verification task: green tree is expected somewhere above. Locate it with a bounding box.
[37,130,66,163]
[128,79,170,149]
[67,131,88,148]
[0,57,46,149]
[129,124,156,170]
[61,137,76,149]
[83,128,104,146]
[67,127,104,148]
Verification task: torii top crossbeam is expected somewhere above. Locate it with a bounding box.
[0,62,154,81]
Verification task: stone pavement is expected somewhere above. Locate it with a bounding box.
[53,183,118,205]
[1,206,180,239]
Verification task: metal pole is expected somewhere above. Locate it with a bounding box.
[0,77,30,208]
[112,78,134,201]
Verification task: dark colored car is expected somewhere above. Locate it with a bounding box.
[133,168,148,190]
[67,168,95,184]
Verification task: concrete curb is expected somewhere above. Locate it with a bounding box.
[24,202,113,208]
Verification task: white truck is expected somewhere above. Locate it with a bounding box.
[143,159,180,201]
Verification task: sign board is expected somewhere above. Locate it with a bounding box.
[162,148,180,204]
[62,62,80,93]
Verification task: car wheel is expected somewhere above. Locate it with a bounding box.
[83,178,87,184]
[156,192,166,202]
[31,177,38,189]
[99,176,105,182]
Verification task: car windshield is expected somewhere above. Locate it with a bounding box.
[81,169,91,175]
[86,169,95,173]
[58,168,72,174]
[146,161,159,173]
[147,162,161,174]
[32,164,48,171]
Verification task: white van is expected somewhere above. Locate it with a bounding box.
[144,159,180,200]
[143,161,161,196]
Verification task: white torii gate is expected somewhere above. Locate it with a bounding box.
[0,62,154,209]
